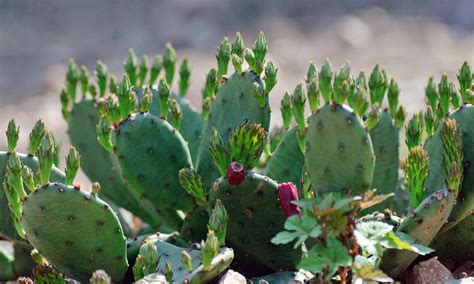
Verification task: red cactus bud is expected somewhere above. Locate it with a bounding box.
[226,162,245,185]
[277,182,300,217]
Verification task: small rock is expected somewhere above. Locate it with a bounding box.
[218,269,246,284]
[453,261,474,279]
[408,257,453,284]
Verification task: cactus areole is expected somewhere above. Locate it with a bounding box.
[226,162,245,185]
[277,182,301,217]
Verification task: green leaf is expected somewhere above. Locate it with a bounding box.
[380,232,434,255]
[271,215,321,249]
[298,237,352,281]
[352,255,393,283]
[354,221,393,257]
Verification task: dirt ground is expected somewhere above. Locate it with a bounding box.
[0,1,473,187]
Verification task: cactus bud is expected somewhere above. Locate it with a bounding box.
[117,74,132,120]
[334,79,351,105]
[133,242,159,281]
[22,165,35,193]
[424,106,438,137]
[106,96,121,125]
[90,270,111,284]
[351,85,369,116]
[369,64,387,105]
[163,43,177,86]
[79,65,89,99]
[167,99,183,129]
[60,89,69,118]
[457,61,472,103]
[150,55,163,86]
[252,81,266,108]
[164,261,174,283]
[208,199,228,245]
[438,74,451,116]
[230,120,267,170]
[231,32,245,60]
[139,55,149,87]
[139,87,152,113]
[203,68,218,99]
[425,76,438,110]
[109,75,117,95]
[231,54,243,73]
[366,104,381,131]
[280,91,293,130]
[124,49,138,87]
[291,84,307,131]
[178,168,206,207]
[179,58,191,97]
[66,58,79,101]
[440,119,463,195]
[334,62,351,96]
[6,119,19,153]
[130,91,139,113]
[201,231,219,271]
[405,146,429,208]
[36,132,57,185]
[252,31,267,74]
[226,162,245,186]
[264,61,277,94]
[180,251,193,273]
[296,127,306,154]
[405,112,424,149]
[277,182,300,217]
[244,48,256,72]
[209,129,230,176]
[7,152,28,202]
[97,118,114,153]
[65,146,80,185]
[306,62,318,82]
[387,78,400,116]
[216,37,231,77]
[357,71,368,91]
[319,59,333,103]
[394,105,407,129]
[89,84,97,98]
[95,61,108,98]
[450,82,460,109]
[157,79,171,118]
[202,96,214,120]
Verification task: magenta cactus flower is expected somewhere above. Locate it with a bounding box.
[277,182,300,217]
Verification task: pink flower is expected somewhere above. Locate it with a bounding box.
[277,182,301,217]
[226,162,245,185]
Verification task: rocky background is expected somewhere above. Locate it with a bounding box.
[0,0,473,186]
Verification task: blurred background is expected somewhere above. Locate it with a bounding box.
[0,0,473,186]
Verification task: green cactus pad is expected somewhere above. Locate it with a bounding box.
[67,99,163,228]
[380,188,456,278]
[368,110,401,212]
[208,172,301,274]
[424,105,474,230]
[138,238,233,283]
[0,152,64,242]
[266,127,305,186]
[196,71,271,189]
[430,214,473,265]
[305,103,375,195]
[22,183,128,282]
[180,207,209,243]
[114,112,194,212]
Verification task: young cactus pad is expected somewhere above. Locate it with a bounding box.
[305,103,375,195]
[208,172,301,274]
[22,183,128,282]
[137,238,233,283]
[67,99,163,227]
[380,188,456,278]
[196,71,271,188]
[114,112,195,212]
[424,105,474,230]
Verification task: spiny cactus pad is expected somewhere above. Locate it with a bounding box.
[380,188,456,278]
[208,172,301,274]
[0,153,64,242]
[368,110,401,212]
[67,99,162,227]
[138,238,233,283]
[196,71,271,188]
[22,183,128,282]
[424,105,474,230]
[305,103,375,195]
[114,112,194,212]
[266,127,305,186]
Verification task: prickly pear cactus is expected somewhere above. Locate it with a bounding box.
[137,238,234,283]
[266,127,304,186]
[305,103,375,195]
[380,188,456,278]
[208,172,301,274]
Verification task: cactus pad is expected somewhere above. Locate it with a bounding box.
[305,103,375,195]
[208,172,301,274]
[22,182,128,282]
[196,71,271,188]
[114,112,194,212]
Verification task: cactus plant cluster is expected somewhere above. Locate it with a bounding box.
[0,32,472,283]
